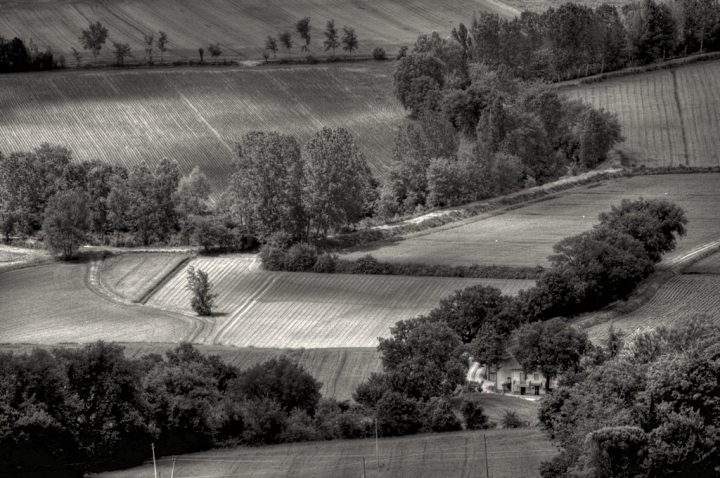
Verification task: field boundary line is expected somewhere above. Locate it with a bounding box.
[671,70,690,166]
[209,275,278,345]
[137,255,194,304]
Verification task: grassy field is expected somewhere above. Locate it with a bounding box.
[567,61,720,168]
[0,261,198,344]
[341,173,720,267]
[0,342,382,401]
[0,245,52,273]
[0,0,517,64]
[0,63,405,191]
[99,253,190,302]
[450,392,541,426]
[143,255,534,348]
[586,274,720,343]
[684,251,720,274]
[101,428,555,478]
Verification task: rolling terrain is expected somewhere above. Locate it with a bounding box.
[567,61,720,168]
[143,255,534,348]
[0,0,517,64]
[0,63,404,191]
[341,173,720,267]
[100,429,555,478]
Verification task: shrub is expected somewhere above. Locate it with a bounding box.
[259,245,287,271]
[501,410,526,428]
[352,254,384,274]
[421,398,462,433]
[285,242,318,272]
[462,400,494,430]
[397,46,408,60]
[241,398,287,445]
[305,54,318,64]
[266,231,294,250]
[372,47,387,60]
[314,252,338,273]
[376,392,423,437]
[280,409,319,442]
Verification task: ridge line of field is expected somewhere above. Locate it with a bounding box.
[671,70,690,166]
[136,255,194,304]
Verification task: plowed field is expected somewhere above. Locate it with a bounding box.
[99,253,189,302]
[0,64,404,191]
[567,61,720,168]
[587,274,720,343]
[0,0,517,63]
[341,173,720,267]
[145,255,534,348]
[101,429,555,478]
[0,262,197,344]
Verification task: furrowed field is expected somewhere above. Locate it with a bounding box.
[0,64,404,191]
[342,173,720,267]
[144,255,534,348]
[0,0,518,63]
[99,253,189,303]
[101,429,555,478]
[567,61,720,168]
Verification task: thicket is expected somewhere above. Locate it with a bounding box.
[0,36,61,72]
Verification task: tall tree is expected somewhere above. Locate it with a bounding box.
[341,26,358,54]
[186,266,217,316]
[42,189,90,259]
[207,43,222,64]
[393,53,445,112]
[143,32,154,63]
[265,35,279,60]
[279,31,293,58]
[302,127,373,237]
[323,19,340,55]
[78,21,109,66]
[112,42,131,66]
[157,31,169,63]
[296,17,311,53]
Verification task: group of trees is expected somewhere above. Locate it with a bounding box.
[386,33,624,215]
[0,342,372,476]
[75,20,169,67]
[467,0,720,82]
[264,18,358,61]
[0,36,60,72]
[538,315,720,477]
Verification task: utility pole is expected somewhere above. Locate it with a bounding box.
[170,456,176,478]
[484,434,490,478]
[375,417,380,471]
[363,456,366,478]
[151,443,158,478]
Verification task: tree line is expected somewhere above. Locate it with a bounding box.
[263,18,359,62]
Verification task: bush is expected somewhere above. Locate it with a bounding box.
[376,392,423,437]
[421,398,462,433]
[352,254,384,274]
[305,54,318,64]
[462,400,494,430]
[285,242,318,272]
[501,410,526,428]
[241,398,287,445]
[259,245,288,271]
[314,252,338,273]
[280,409,320,442]
[397,46,408,60]
[372,47,387,60]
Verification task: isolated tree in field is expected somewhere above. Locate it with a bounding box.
[515,318,589,391]
[198,47,204,62]
[42,189,90,260]
[157,31,169,63]
[79,21,109,66]
[341,26,358,55]
[186,266,217,316]
[265,35,279,60]
[323,19,339,55]
[70,47,83,68]
[208,43,222,65]
[143,32,154,63]
[112,42,131,66]
[279,31,293,58]
[302,127,373,237]
[296,17,311,52]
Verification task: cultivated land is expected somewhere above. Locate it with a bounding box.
[0,0,517,64]
[0,63,404,191]
[143,255,534,348]
[101,429,555,478]
[341,173,720,267]
[0,342,382,401]
[684,251,720,274]
[567,61,720,168]
[586,274,720,343]
[99,253,189,303]
[0,261,197,344]
[0,244,52,273]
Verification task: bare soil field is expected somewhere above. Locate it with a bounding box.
[99,253,190,302]
[567,61,720,168]
[0,261,198,344]
[341,173,720,267]
[144,255,535,348]
[0,64,404,191]
[101,428,555,478]
[0,0,516,64]
[586,274,720,343]
[0,342,382,401]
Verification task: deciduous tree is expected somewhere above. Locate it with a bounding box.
[112,41,131,66]
[78,21,109,66]
[296,17,311,52]
[265,35,278,60]
[186,266,217,316]
[207,43,222,64]
[341,26,358,54]
[323,19,340,55]
[156,31,168,63]
[279,31,293,58]
[143,32,154,63]
[42,189,90,260]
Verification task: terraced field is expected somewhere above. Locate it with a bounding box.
[0,64,404,191]
[0,342,382,401]
[567,61,720,168]
[587,274,720,343]
[0,261,196,344]
[101,429,555,478]
[342,173,720,267]
[99,253,190,302]
[0,0,517,64]
[145,255,534,348]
